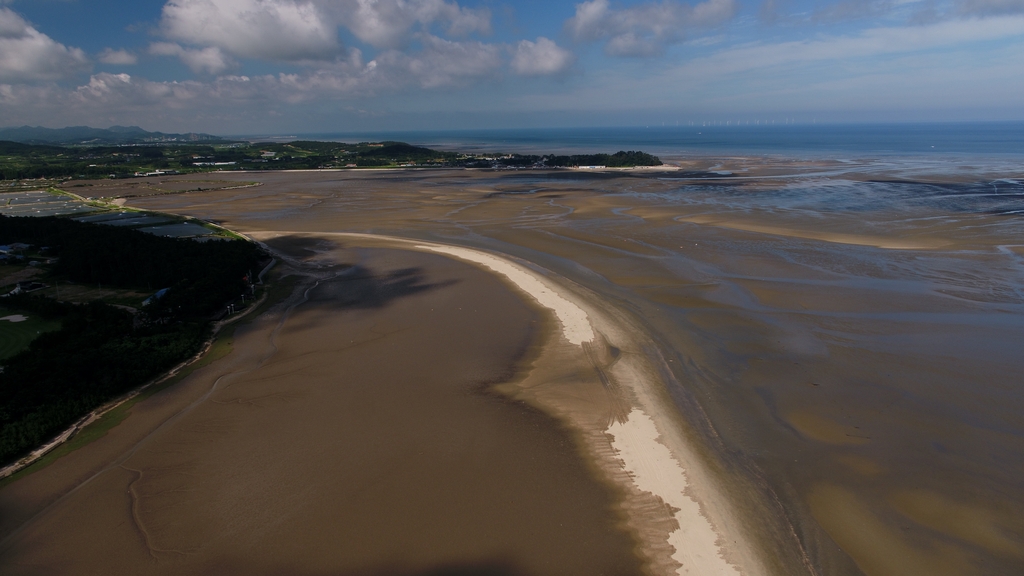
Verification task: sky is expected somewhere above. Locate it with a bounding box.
[1,0,1023,134]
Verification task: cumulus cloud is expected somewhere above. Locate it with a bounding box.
[0,34,502,126]
[385,34,501,88]
[160,0,340,61]
[260,35,501,95]
[0,1,558,127]
[0,8,89,81]
[511,37,575,76]
[157,0,492,62]
[65,36,498,109]
[98,48,138,65]
[150,42,236,74]
[74,72,141,101]
[0,73,266,130]
[566,0,737,56]
[957,0,1024,15]
[82,73,289,109]
[329,0,491,49]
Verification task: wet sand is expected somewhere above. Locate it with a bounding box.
[0,241,645,575]
[313,232,762,575]
[3,162,1023,575]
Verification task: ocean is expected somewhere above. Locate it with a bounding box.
[290,122,1024,158]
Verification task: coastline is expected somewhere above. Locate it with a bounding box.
[0,269,277,483]
[5,158,1024,574]
[262,231,769,576]
[57,164,1024,575]
[0,233,649,575]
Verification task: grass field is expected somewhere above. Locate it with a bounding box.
[0,308,60,361]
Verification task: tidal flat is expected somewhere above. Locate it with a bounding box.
[1,160,1022,575]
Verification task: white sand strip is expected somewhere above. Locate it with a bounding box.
[417,245,595,346]
[609,409,741,576]
[257,232,755,575]
[0,315,28,323]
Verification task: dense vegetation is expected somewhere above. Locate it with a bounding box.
[0,142,210,180]
[544,150,662,167]
[0,297,205,464]
[0,216,264,464]
[0,216,263,318]
[0,138,661,180]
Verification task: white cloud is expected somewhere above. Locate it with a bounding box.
[0,8,89,81]
[73,35,500,110]
[329,0,491,49]
[98,48,138,65]
[269,35,501,95]
[74,72,138,100]
[384,34,501,88]
[566,0,737,56]
[508,14,1024,115]
[160,0,340,61]
[676,14,1024,76]
[70,73,271,112]
[511,37,575,76]
[0,35,504,126]
[957,0,1024,15]
[157,0,492,63]
[150,42,236,74]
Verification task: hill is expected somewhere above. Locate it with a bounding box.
[0,126,227,146]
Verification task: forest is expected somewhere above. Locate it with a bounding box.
[0,215,264,465]
[543,150,663,167]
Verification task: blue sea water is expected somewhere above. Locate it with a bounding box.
[292,122,1024,159]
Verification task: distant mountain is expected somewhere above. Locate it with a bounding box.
[0,125,227,145]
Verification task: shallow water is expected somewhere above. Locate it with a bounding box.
[296,122,1024,158]
[124,158,1024,575]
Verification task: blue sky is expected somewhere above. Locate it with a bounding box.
[1,0,1022,134]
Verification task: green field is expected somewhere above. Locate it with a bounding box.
[0,309,60,361]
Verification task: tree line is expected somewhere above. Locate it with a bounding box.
[0,215,262,318]
[544,150,662,167]
[0,297,205,464]
[0,215,265,465]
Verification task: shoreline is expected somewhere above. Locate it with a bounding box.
[0,262,276,483]
[1,220,767,574]
[8,161,1023,574]
[253,231,767,576]
[3,237,650,574]
[98,166,1024,574]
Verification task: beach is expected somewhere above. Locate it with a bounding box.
[0,238,650,575]
[2,161,1023,575]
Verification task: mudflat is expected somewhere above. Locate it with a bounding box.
[126,166,1024,575]
[2,161,1023,576]
[0,243,642,575]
